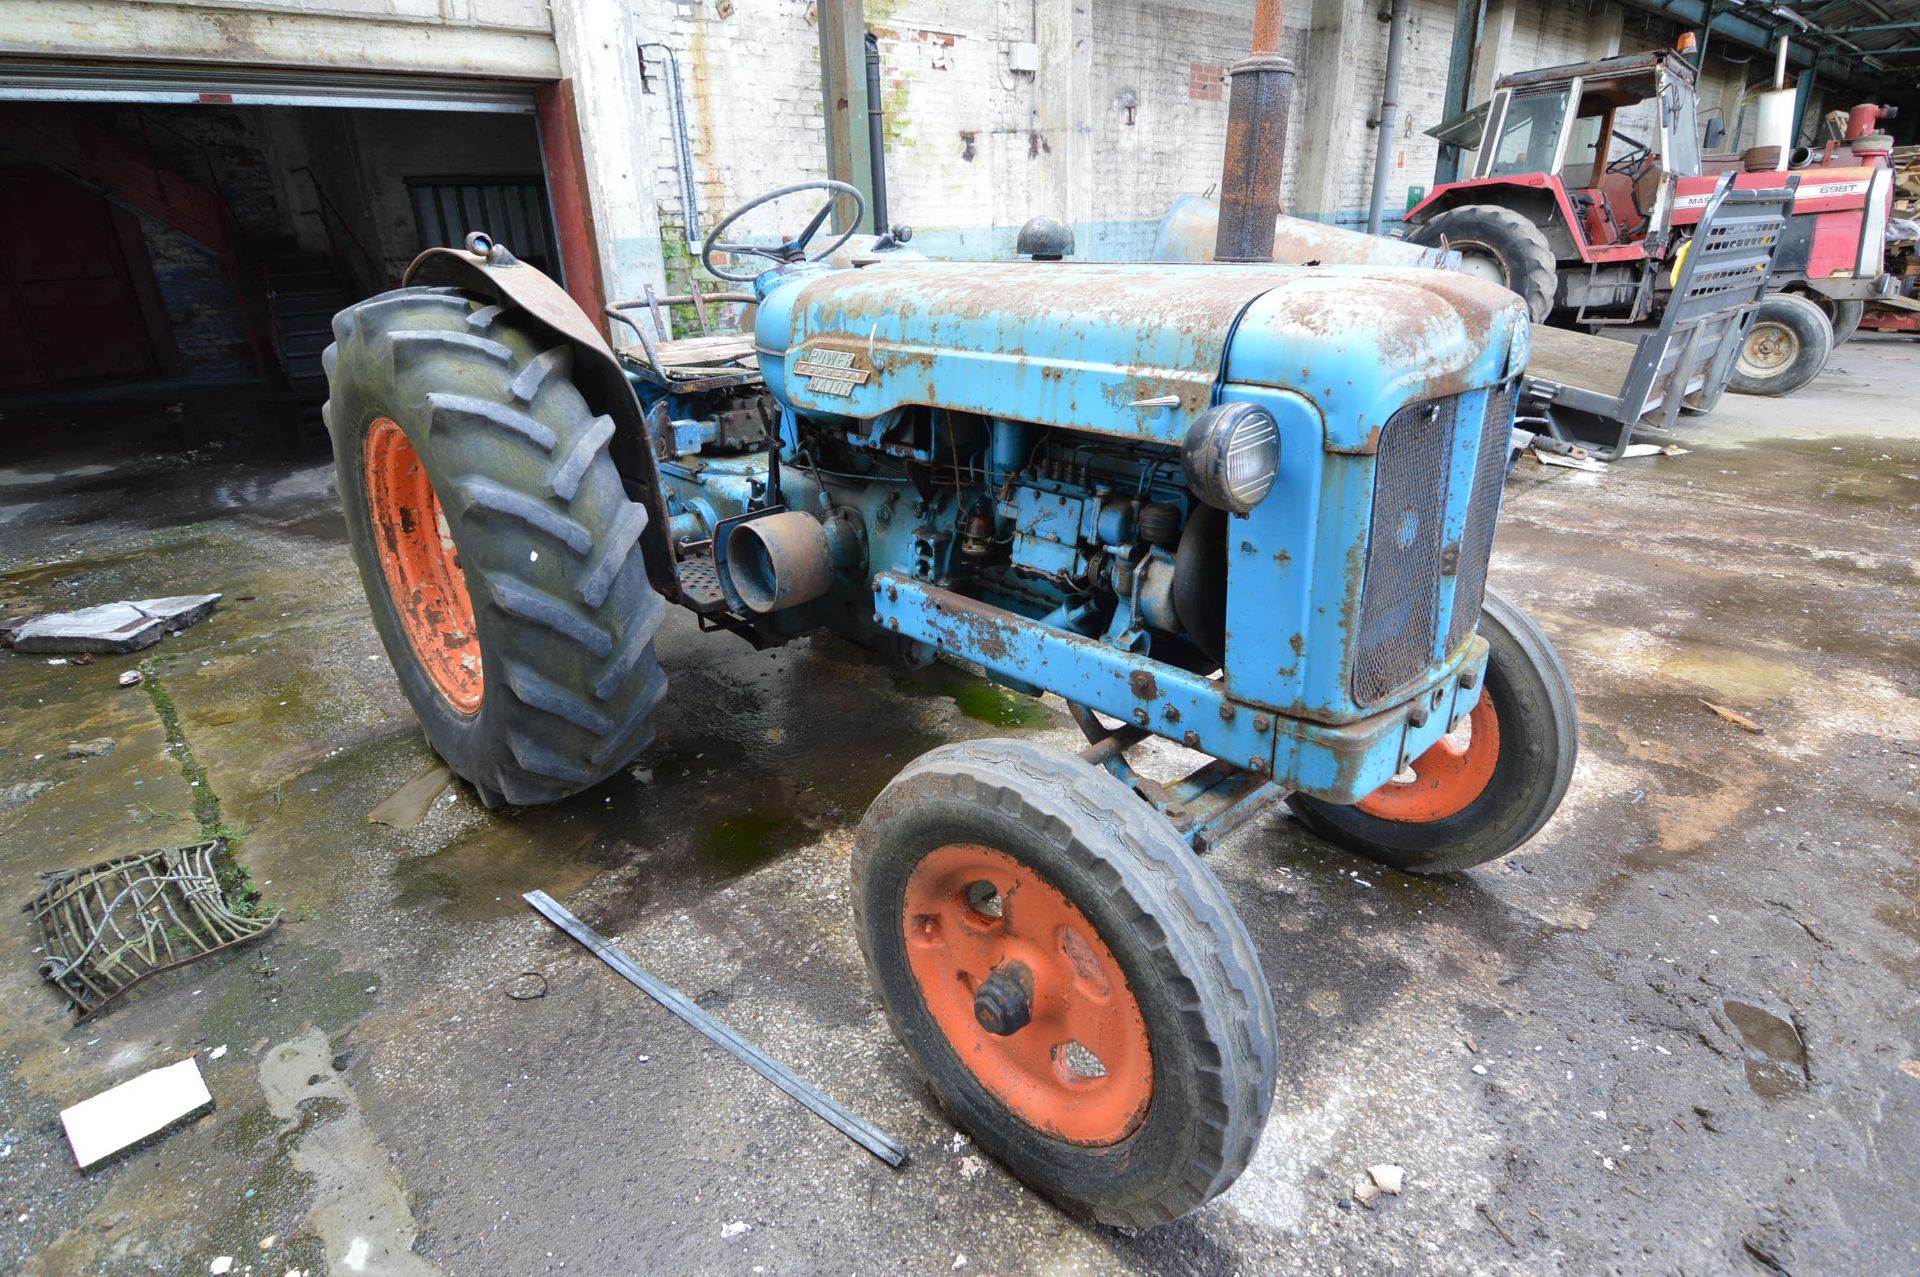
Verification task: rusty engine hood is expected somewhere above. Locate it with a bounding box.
[753,260,1527,449]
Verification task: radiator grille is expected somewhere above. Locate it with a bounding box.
[1352,398,1456,705]
[1446,383,1516,655]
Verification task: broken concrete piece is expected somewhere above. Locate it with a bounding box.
[1368,1164,1405,1194]
[1353,1179,1382,1207]
[61,1056,213,1170]
[11,594,220,655]
[1,781,55,811]
[66,738,117,759]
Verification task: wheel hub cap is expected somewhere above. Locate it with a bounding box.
[902,843,1153,1144]
[1740,321,1798,374]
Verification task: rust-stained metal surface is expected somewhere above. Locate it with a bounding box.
[755,260,1524,450]
[871,569,1488,803]
[1215,0,1296,263]
[1153,195,1462,271]
[757,261,1299,441]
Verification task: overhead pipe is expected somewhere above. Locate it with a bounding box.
[1366,0,1411,236]
[1214,0,1297,261]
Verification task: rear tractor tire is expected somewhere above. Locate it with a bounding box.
[1729,292,1834,397]
[324,286,668,808]
[854,739,1278,1226]
[1802,293,1864,348]
[1288,589,1578,875]
[1406,204,1559,322]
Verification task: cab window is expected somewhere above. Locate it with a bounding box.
[1486,90,1570,176]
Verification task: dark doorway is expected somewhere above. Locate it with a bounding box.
[407,176,562,277]
[0,166,176,391]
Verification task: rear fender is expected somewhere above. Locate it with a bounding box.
[404,242,680,601]
[1407,179,1589,263]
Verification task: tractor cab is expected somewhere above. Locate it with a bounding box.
[1408,49,1731,321]
[1436,50,1703,257]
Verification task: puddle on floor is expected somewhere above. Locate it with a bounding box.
[893,669,1055,729]
[1720,993,1809,1099]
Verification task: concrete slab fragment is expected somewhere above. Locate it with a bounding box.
[12,603,163,654]
[10,594,220,654]
[60,1056,213,1170]
[129,594,223,632]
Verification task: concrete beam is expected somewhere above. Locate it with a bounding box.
[1586,5,1626,60]
[549,0,665,330]
[1294,0,1360,219]
[0,1,559,80]
[1034,0,1094,227]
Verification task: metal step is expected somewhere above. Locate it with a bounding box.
[675,555,726,613]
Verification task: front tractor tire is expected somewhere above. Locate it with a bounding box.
[854,739,1278,1227]
[1406,204,1559,321]
[324,287,667,808]
[1729,292,1834,397]
[1288,589,1578,875]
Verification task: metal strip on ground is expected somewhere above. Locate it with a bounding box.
[523,890,908,1168]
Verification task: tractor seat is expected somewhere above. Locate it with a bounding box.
[624,332,759,381]
[609,285,761,389]
[1598,170,1650,240]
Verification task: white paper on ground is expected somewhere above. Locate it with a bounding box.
[61,1056,213,1169]
[1534,449,1609,473]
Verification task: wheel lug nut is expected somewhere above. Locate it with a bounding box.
[973,960,1034,1036]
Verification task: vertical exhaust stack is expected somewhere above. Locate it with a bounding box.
[1214,0,1297,262]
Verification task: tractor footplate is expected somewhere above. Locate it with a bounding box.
[675,555,727,614]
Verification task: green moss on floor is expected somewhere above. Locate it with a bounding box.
[139,660,275,919]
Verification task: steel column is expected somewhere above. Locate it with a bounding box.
[1367,0,1411,235]
[1436,0,1485,184]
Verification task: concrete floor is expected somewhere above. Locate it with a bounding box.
[2,340,1916,1277]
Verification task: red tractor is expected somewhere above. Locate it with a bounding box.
[1407,48,1897,396]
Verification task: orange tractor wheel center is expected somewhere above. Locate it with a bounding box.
[364,418,484,713]
[1355,695,1500,822]
[902,843,1153,1146]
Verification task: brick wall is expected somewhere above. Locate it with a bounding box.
[140,220,255,379]
[631,0,830,291]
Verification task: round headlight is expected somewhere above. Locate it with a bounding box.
[1182,402,1279,514]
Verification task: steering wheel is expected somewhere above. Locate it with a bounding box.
[1606,138,1654,183]
[701,180,867,282]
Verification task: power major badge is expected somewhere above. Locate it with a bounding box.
[792,349,871,397]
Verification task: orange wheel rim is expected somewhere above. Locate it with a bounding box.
[364,417,483,713]
[1355,695,1499,823]
[902,844,1152,1145]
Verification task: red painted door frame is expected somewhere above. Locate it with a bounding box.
[534,80,608,334]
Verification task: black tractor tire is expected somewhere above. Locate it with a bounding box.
[1804,294,1864,347]
[854,738,1277,1227]
[1407,204,1559,321]
[1729,292,1834,397]
[324,286,667,808]
[1287,589,1578,875]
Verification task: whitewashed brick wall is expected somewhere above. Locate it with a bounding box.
[615,0,1841,272]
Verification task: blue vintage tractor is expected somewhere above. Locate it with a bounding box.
[322,177,1576,1225]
